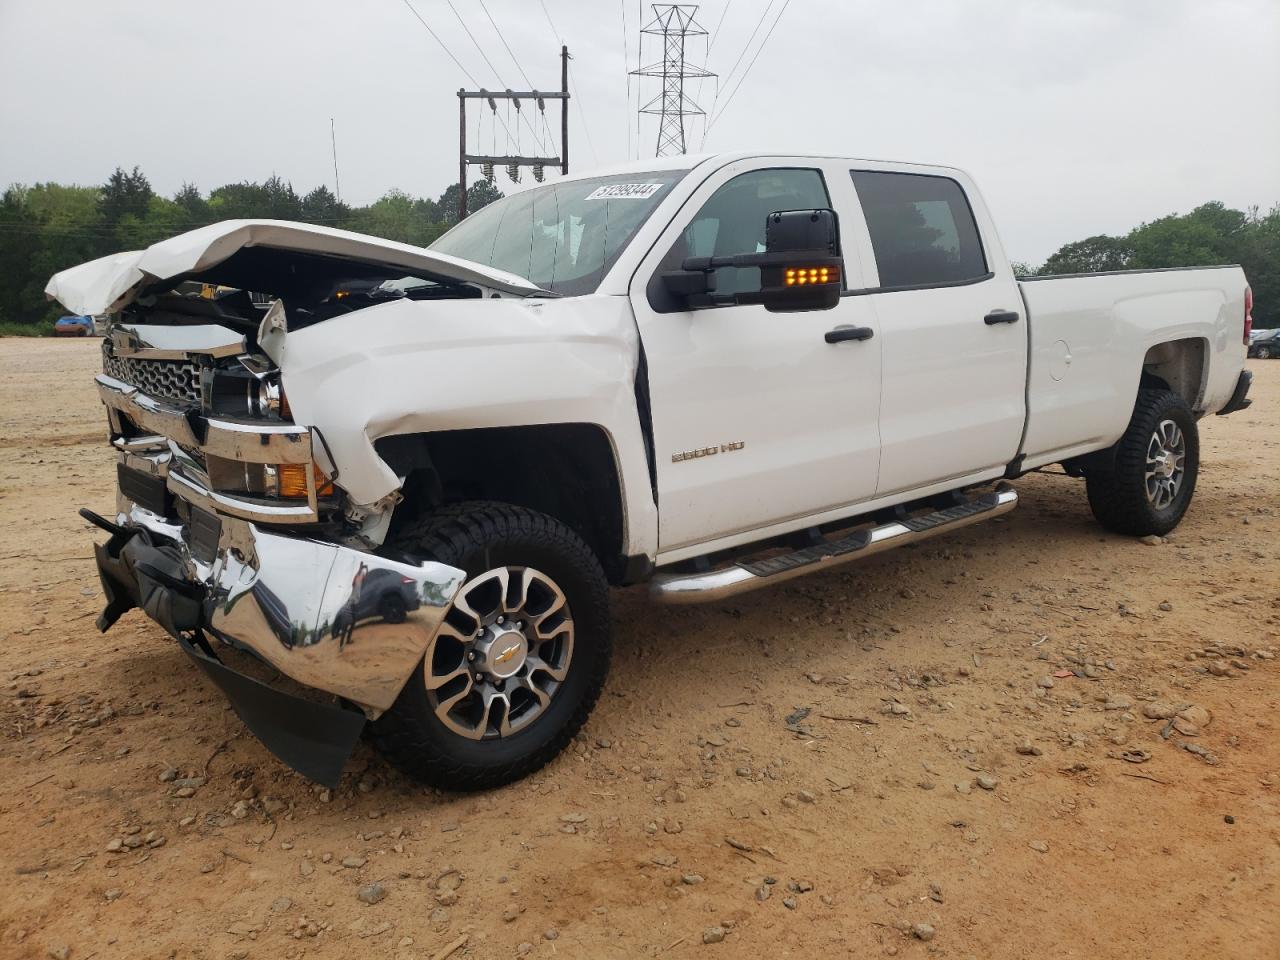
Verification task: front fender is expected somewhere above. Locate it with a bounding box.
[280,295,658,557]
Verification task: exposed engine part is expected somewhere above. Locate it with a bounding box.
[341,490,402,550]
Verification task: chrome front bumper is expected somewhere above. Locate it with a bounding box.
[102,495,466,714]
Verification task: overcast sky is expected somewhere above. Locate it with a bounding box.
[1,0,1277,264]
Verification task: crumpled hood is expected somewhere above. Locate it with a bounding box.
[45,218,540,316]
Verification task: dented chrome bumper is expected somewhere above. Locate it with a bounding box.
[94,483,466,715]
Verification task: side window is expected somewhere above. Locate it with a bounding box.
[665,168,830,297]
[850,171,988,289]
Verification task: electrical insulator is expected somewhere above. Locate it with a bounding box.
[532,163,545,183]
[482,162,495,181]
[507,163,520,183]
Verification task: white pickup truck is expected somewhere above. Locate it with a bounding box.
[48,152,1254,789]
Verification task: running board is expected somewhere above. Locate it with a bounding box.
[650,484,1019,604]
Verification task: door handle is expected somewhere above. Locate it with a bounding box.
[984,309,1020,325]
[825,325,875,344]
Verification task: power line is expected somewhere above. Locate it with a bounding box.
[705,0,791,133]
[398,0,481,87]
[447,0,548,152]
[704,0,774,126]
[477,0,554,153]
[538,0,561,42]
[708,0,732,50]
[478,0,534,87]
[568,62,600,166]
[622,0,632,160]
[396,0,518,150]
[446,0,509,87]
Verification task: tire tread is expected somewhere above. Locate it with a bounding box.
[370,501,611,791]
[1085,389,1198,537]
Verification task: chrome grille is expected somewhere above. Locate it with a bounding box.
[101,339,201,407]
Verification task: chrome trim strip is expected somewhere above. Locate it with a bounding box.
[650,485,1019,604]
[168,469,320,524]
[113,434,169,453]
[97,374,313,465]
[113,501,467,713]
[111,322,246,360]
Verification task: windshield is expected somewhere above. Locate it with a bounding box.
[430,171,686,295]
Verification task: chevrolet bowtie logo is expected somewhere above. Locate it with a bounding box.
[494,642,521,665]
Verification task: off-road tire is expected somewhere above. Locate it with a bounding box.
[371,502,612,790]
[1085,388,1199,537]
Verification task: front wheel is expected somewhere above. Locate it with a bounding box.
[371,502,612,791]
[1258,346,1272,360]
[1085,388,1199,537]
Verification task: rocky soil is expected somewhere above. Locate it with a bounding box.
[1,337,1277,959]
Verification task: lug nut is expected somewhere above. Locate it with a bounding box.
[497,616,505,625]
[474,673,484,683]
[467,651,476,661]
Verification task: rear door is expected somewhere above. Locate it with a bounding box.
[630,159,882,556]
[845,168,1026,495]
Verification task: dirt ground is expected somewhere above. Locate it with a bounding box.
[0,337,1276,960]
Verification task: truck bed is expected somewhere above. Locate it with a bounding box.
[1016,265,1249,470]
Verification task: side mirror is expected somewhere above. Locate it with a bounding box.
[661,208,844,312]
[756,208,843,312]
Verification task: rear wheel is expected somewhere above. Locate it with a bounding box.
[1084,388,1199,537]
[371,502,611,791]
[1258,346,1272,360]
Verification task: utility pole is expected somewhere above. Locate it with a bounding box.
[631,5,714,157]
[560,44,569,177]
[456,49,571,223]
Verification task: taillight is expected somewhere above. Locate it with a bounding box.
[1244,285,1253,345]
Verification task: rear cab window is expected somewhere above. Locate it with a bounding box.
[849,170,989,289]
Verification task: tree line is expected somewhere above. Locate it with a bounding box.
[1014,200,1279,326]
[1,166,1276,328]
[0,166,503,328]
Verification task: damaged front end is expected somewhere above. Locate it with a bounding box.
[45,221,529,784]
[83,501,463,786]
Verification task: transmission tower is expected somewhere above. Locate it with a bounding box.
[630,5,715,157]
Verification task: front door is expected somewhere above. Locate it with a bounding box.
[630,160,883,556]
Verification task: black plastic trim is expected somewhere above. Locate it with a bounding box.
[1216,369,1253,416]
[178,635,366,788]
[634,340,658,503]
[840,271,995,298]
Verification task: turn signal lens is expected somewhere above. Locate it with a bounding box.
[277,463,335,499]
[784,265,840,287]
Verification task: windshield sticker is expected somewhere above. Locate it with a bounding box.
[585,182,664,200]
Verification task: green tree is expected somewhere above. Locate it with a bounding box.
[1039,235,1133,275]
[173,182,209,222]
[435,180,505,227]
[300,185,349,225]
[99,166,154,226]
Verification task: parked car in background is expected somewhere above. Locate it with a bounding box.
[1248,328,1279,358]
[53,315,94,337]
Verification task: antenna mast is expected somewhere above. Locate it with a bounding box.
[330,117,341,203]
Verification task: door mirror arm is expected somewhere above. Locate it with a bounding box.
[659,208,846,313]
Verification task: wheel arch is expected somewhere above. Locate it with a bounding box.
[375,423,647,585]
[1141,337,1208,412]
